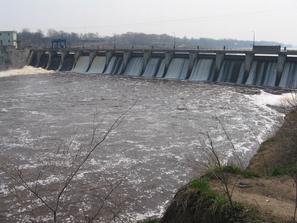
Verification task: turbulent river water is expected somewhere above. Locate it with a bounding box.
[0,68,290,222]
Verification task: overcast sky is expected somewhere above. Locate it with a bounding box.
[1,0,297,45]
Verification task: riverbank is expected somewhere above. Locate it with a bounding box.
[145,106,296,223]
[249,108,297,175]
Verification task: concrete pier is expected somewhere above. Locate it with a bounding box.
[187,52,197,79]
[276,53,287,85]
[121,51,132,74]
[141,50,152,75]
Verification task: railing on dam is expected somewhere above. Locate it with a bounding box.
[27,47,297,89]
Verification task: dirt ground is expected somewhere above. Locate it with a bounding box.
[212,176,296,221]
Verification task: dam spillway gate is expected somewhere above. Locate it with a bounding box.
[28,47,297,89]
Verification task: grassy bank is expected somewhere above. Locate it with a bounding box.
[142,109,297,223]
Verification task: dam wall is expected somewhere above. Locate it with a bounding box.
[28,48,297,89]
[0,47,30,70]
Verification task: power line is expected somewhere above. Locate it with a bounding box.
[24,9,281,32]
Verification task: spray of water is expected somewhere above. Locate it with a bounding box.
[0,66,54,78]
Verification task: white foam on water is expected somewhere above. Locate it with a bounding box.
[238,90,296,157]
[0,183,10,196]
[0,66,53,78]
[132,202,168,221]
[247,90,295,107]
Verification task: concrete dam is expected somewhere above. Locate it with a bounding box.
[1,47,295,221]
[28,47,297,89]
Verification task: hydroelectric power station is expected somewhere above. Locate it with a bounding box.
[28,46,297,89]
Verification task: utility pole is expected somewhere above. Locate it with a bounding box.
[132,34,135,49]
[253,31,256,47]
[173,32,176,49]
[113,34,116,49]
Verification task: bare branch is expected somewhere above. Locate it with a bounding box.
[54,100,138,221]
[214,116,244,168]
[11,168,55,213]
[88,180,123,222]
[5,99,138,222]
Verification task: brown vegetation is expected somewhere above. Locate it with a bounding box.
[248,109,297,176]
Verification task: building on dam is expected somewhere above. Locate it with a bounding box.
[0,31,18,48]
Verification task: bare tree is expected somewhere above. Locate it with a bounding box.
[198,132,235,209]
[186,115,247,210]
[2,101,137,223]
[214,115,244,169]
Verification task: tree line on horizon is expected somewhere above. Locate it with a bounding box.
[17,28,284,49]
